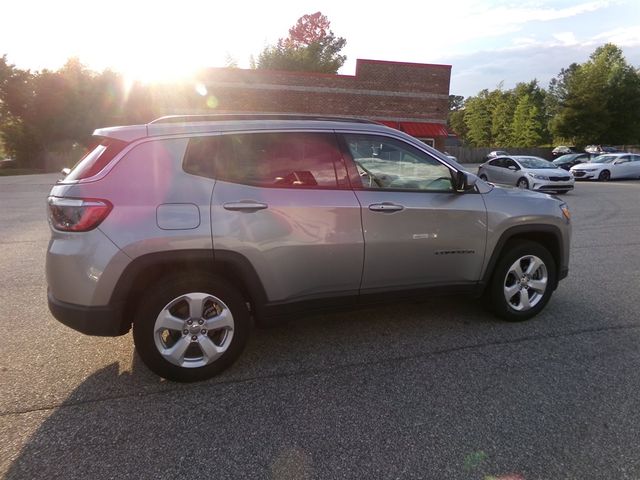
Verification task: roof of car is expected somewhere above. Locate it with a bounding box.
[93,114,400,143]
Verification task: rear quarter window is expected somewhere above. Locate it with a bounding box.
[65,137,129,181]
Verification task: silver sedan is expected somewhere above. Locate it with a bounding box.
[478,155,575,194]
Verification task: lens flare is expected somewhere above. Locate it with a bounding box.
[206,96,219,109]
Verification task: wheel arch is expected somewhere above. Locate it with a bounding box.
[481,225,563,291]
[111,250,268,333]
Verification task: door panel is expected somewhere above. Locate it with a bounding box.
[614,156,633,179]
[338,132,488,292]
[212,182,364,302]
[355,190,487,290]
[201,131,364,303]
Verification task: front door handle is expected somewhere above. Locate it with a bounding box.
[223,201,268,212]
[369,203,404,213]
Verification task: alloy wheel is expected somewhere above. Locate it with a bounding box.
[153,293,235,368]
[502,255,548,311]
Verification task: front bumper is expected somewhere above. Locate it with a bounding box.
[571,171,598,179]
[48,290,128,336]
[532,182,574,192]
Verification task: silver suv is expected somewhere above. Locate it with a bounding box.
[47,115,571,382]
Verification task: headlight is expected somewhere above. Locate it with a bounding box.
[528,172,549,180]
[582,169,597,172]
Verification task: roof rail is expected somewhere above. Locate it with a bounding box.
[149,114,379,125]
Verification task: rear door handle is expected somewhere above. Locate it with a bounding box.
[223,201,268,212]
[369,203,404,213]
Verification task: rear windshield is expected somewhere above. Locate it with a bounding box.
[65,137,128,181]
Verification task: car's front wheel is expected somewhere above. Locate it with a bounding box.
[598,170,611,181]
[517,178,529,189]
[133,274,250,382]
[487,241,556,321]
[479,174,488,181]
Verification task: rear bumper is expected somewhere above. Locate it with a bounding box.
[48,290,128,336]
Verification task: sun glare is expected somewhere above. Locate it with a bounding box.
[121,58,199,85]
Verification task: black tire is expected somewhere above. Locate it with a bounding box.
[598,170,610,181]
[479,174,488,181]
[517,177,529,189]
[486,240,556,322]
[133,273,250,382]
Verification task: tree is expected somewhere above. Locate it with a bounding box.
[512,80,550,145]
[490,88,515,146]
[447,95,468,141]
[256,12,347,74]
[550,44,640,145]
[511,95,544,146]
[448,94,464,112]
[0,56,130,169]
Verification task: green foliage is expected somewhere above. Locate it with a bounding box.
[455,80,550,147]
[256,12,346,74]
[512,95,544,146]
[464,90,494,146]
[448,94,464,111]
[0,56,132,169]
[550,44,640,145]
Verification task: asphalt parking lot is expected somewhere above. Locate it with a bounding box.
[1,172,640,479]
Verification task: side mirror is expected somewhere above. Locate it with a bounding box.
[453,170,478,192]
[507,165,519,171]
[61,167,71,176]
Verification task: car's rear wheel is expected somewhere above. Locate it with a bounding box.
[133,274,250,382]
[598,170,611,181]
[517,178,529,189]
[487,241,556,321]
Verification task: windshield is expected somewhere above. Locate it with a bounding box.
[553,154,579,164]
[516,157,556,169]
[592,155,617,164]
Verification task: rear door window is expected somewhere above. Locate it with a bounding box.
[184,132,343,189]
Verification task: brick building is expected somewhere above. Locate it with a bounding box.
[195,59,451,151]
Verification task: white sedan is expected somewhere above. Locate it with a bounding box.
[477,155,574,194]
[570,153,640,181]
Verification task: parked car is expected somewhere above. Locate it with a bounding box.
[570,153,640,181]
[46,115,572,382]
[584,145,619,155]
[443,151,458,162]
[552,146,573,157]
[0,157,15,168]
[484,150,510,161]
[478,155,575,194]
[552,153,591,171]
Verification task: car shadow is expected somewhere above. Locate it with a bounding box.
[6,295,569,479]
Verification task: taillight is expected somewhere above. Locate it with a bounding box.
[47,197,113,232]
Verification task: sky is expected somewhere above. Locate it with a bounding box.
[1,0,639,98]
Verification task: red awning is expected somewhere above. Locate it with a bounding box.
[378,121,448,137]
